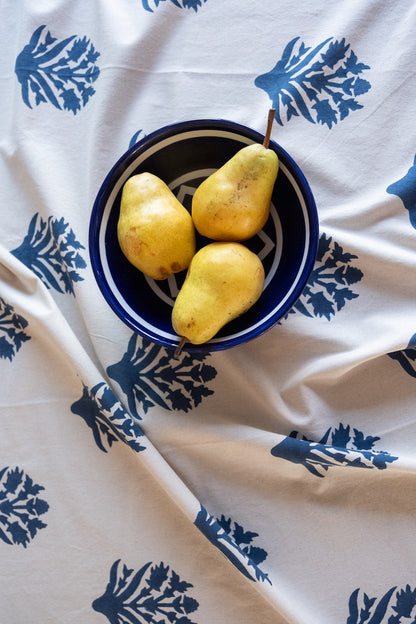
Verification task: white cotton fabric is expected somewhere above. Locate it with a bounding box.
[1,1,416,622]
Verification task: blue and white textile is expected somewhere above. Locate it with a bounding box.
[1,2,416,622]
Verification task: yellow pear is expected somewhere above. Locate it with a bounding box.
[172,242,265,353]
[117,172,196,280]
[192,110,279,241]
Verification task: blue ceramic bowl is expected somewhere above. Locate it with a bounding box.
[89,119,319,353]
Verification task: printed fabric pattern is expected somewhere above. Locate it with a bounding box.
[2,4,416,624]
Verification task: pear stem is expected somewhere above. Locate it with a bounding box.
[263,108,276,149]
[174,336,188,358]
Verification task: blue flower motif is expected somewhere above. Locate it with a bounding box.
[347,585,416,623]
[0,297,31,361]
[387,154,416,229]
[11,213,86,296]
[285,233,363,320]
[15,25,100,114]
[129,129,145,148]
[255,37,371,127]
[393,585,416,620]
[70,382,147,453]
[194,505,271,584]
[0,466,49,547]
[388,336,416,378]
[92,559,199,623]
[107,335,217,419]
[271,423,398,478]
[142,0,207,12]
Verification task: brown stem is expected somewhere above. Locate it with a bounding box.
[262,108,276,148]
[174,336,188,358]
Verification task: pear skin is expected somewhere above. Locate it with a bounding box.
[172,242,265,348]
[117,172,196,280]
[192,143,279,241]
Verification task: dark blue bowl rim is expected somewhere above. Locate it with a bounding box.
[89,118,319,352]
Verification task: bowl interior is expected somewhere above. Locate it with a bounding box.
[89,119,318,352]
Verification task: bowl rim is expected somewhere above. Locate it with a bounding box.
[89,118,319,352]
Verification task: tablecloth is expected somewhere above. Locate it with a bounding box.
[1,1,416,622]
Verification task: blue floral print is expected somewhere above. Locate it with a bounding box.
[255,37,371,127]
[388,338,416,378]
[142,0,207,12]
[92,559,199,623]
[11,213,86,296]
[194,505,271,584]
[70,382,146,453]
[0,466,49,547]
[107,335,217,418]
[15,25,100,114]
[271,424,398,478]
[0,297,31,361]
[347,585,416,623]
[287,233,363,320]
[387,154,416,230]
